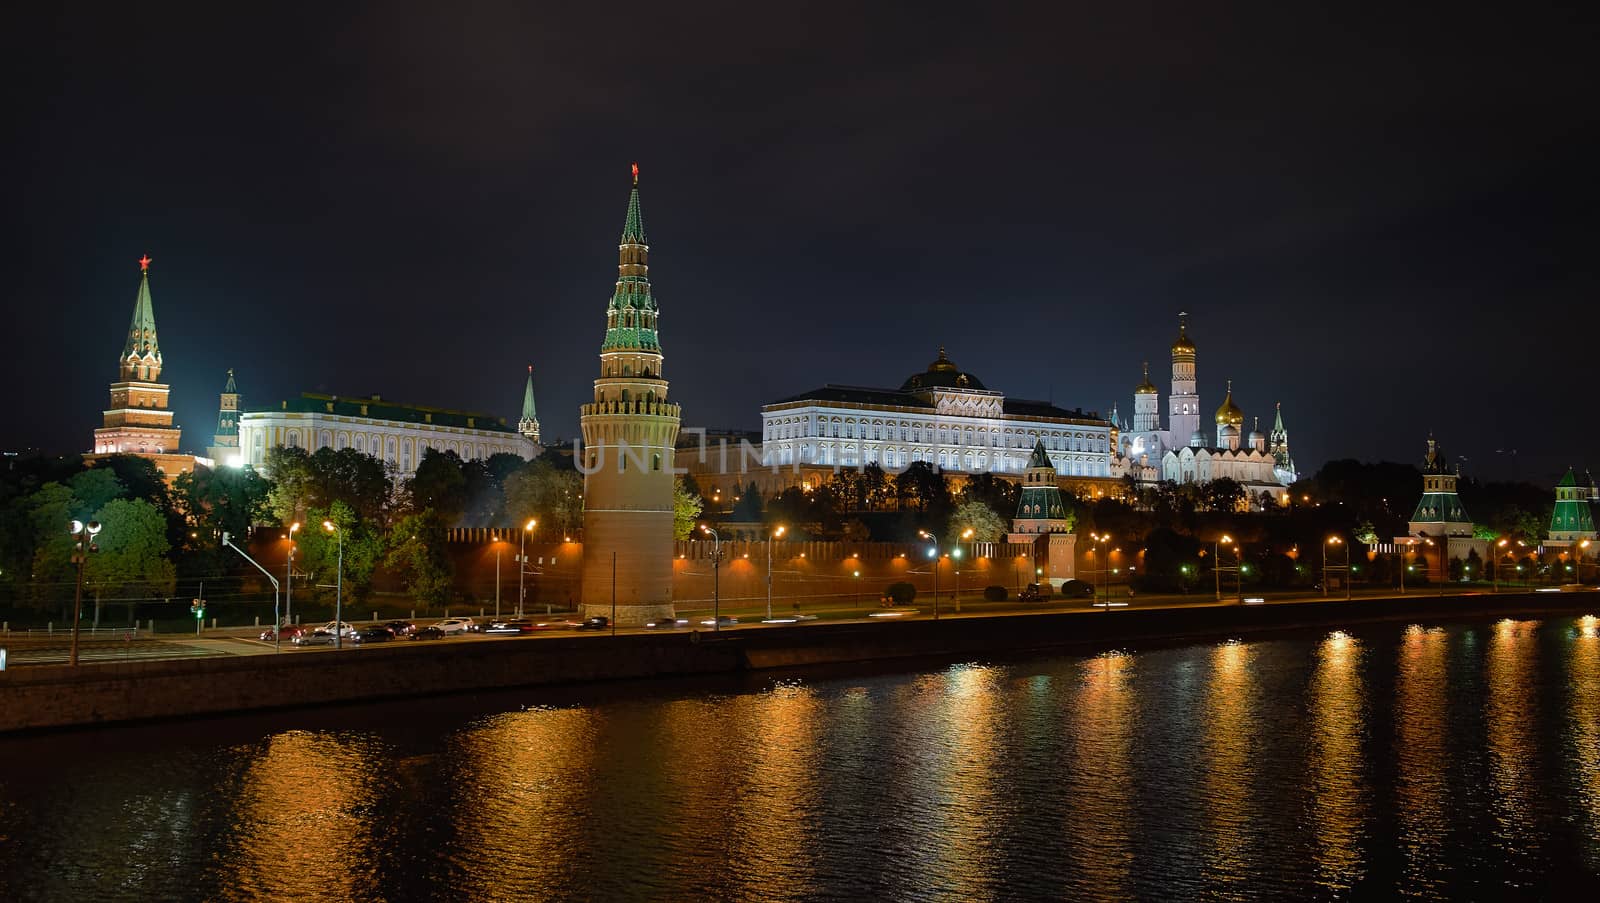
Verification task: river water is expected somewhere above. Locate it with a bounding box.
[2,613,1599,901]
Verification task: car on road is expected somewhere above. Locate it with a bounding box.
[1058,580,1095,598]
[352,626,396,644]
[318,621,359,638]
[258,624,304,642]
[292,631,338,646]
[645,617,687,628]
[531,619,580,630]
[484,619,536,635]
[1019,583,1053,603]
[431,618,475,635]
[409,625,446,641]
[699,615,738,627]
[381,620,416,636]
[575,616,610,630]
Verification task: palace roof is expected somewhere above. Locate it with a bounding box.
[249,393,517,433]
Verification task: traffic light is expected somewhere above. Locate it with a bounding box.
[191,599,205,619]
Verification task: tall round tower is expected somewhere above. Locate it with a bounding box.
[579,164,682,625]
[1167,311,1200,447]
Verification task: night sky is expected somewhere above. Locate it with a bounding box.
[11,3,1598,483]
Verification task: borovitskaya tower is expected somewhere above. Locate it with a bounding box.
[579,165,682,625]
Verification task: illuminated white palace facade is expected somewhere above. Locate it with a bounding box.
[238,390,539,478]
[761,348,1115,477]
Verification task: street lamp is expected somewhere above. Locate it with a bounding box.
[918,530,940,619]
[1493,538,1508,593]
[1578,538,1593,584]
[956,527,974,613]
[1214,534,1233,602]
[286,522,300,627]
[700,524,722,631]
[1090,532,1111,609]
[853,568,861,609]
[67,519,103,667]
[1401,538,1416,594]
[519,519,537,617]
[766,524,786,621]
[1323,536,1351,601]
[492,538,506,620]
[222,531,281,652]
[323,520,344,649]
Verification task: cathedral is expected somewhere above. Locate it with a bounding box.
[1113,313,1297,507]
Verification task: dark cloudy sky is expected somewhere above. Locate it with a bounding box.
[9,2,1598,483]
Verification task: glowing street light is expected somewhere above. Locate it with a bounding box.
[919,530,941,619]
[1324,536,1350,600]
[1214,534,1234,602]
[517,518,538,617]
[324,520,344,649]
[68,519,103,666]
[701,524,722,630]
[766,524,786,620]
[286,522,300,627]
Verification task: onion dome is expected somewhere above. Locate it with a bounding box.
[1171,312,1196,356]
[901,346,987,391]
[1134,361,1158,395]
[1214,380,1244,426]
[1247,416,1265,445]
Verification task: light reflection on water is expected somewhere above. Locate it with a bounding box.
[1394,624,1450,899]
[2,615,1599,900]
[1307,629,1367,894]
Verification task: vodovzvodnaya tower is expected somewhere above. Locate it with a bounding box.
[579,164,682,625]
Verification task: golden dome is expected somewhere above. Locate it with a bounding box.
[1171,312,1196,356]
[1134,361,1158,394]
[928,345,959,373]
[1214,380,1244,426]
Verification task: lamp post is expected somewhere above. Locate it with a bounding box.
[952,547,964,612]
[1577,538,1593,585]
[766,524,786,621]
[519,519,536,617]
[1493,538,1508,592]
[323,520,344,649]
[222,531,280,652]
[1214,534,1233,602]
[286,522,300,627]
[1324,536,1350,600]
[919,530,940,619]
[853,568,861,609]
[67,519,103,667]
[1091,532,1111,609]
[493,539,504,621]
[1402,538,1415,594]
[701,524,722,631]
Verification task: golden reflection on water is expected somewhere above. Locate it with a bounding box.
[724,681,823,901]
[1394,624,1449,898]
[1201,640,1256,896]
[1065,651,1135,898]
[218,730,383,902]
[1569,615,1600,870]
[934,664,1006,898]
[1486,618,1540,873]
[1308,630,1366,894]
[447,706,600,900]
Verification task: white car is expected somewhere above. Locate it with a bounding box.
[318,621,358,638]
[432,618,475,635]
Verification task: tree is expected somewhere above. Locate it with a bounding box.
[295,500,385,604]
[673,477,704,540]
[895,462,950,513]
[504,459,585,538]
[85,498,178,624]
[948,499,1008,543]
[960,472,1020,516]
[386,509,454,606]
[308,447,393,526]
[174,465,270,550]
[408,449,469,524]
[1203,478,1247,513]
[68,469,125,515]
[265,446,317,526]
[728,481,763,522]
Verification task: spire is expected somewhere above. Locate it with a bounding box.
[1026,438,1052,470]
[621,162,647,245]
[222,368,238,395]
[1272,401,1286,433]
[120,256,162,380]
[214,368,240,443]
[603,164,661,352]
[521,365,538,421]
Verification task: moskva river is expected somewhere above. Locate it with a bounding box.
[3,614,1599,901]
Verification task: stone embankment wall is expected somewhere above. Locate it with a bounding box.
[3,591,1595,733]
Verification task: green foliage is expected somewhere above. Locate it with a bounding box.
[174,465,270,551]
[1202,478,1247,513]
[265,446,317,525]
[948,499,1007,544]
[68,469,125,515]
[960,472,1021,517]
[505,460,586,538]
[728,481,763,522]
[295,501,385,603]
[385,509,455,606]
[1351,520,1379,544]
[884,581,917,605]
[85,498,177,601]
[673,477,704,540]
[408,449,469,524]
[894,462,951,514]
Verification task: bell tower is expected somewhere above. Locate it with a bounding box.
[91,256,191,482]
[1167,312,1201,447]
[578,164,683,625]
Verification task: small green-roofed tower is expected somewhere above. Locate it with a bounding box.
[1549,468,1597,541]
[1013,440,1070,534]
[1408,435,1472,536]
